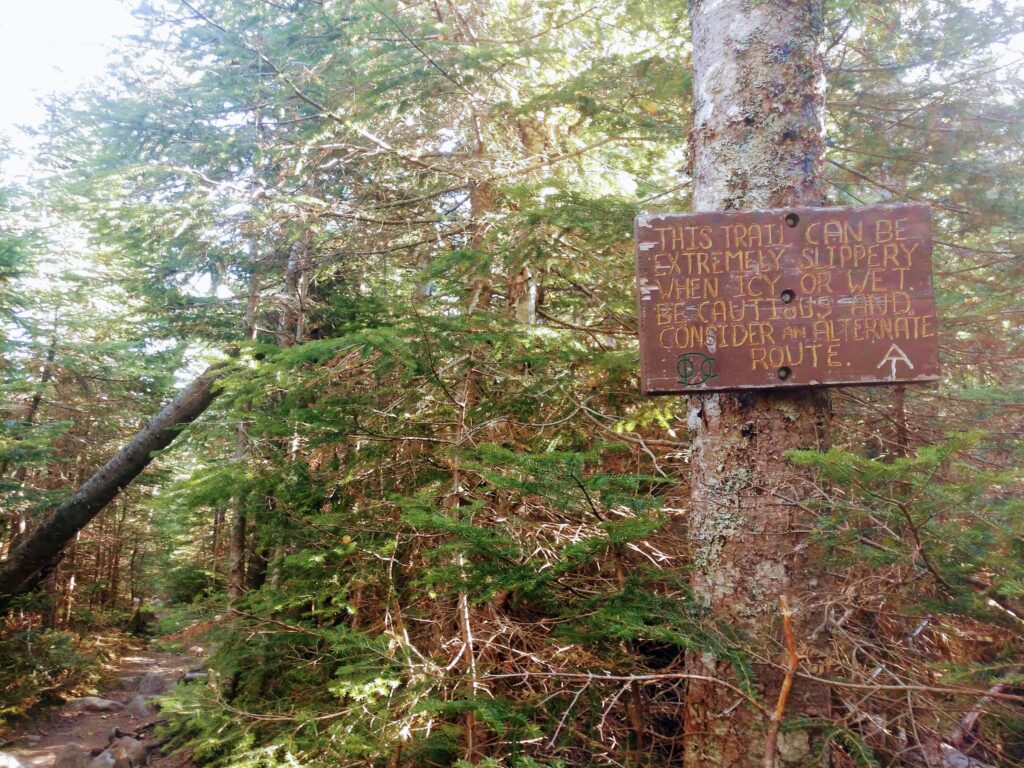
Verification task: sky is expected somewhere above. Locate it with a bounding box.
[0,0,138,163]
[0,0,1021,157]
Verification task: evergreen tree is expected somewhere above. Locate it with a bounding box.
[1,1,1022,765]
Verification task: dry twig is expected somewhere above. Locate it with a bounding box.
[764,596,798,768]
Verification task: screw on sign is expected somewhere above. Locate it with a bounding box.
[633,203,940,394]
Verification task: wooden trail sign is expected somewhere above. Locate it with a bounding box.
[634,203,939,394]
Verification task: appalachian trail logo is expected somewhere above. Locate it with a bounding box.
[677,352,717,387]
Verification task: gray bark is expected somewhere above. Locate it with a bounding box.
[0,364,225,610]
[228,420,249,605]
[684,1,830,766]
[227,509,247,603]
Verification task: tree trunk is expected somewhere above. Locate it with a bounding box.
[212,506,225,576]
[452,172,492,765]
[61,532,80,627]
[684,2,830,766]
[277,233,308,347]
[105,500,128,607]
[21,345,56,428]
[128,543,139,602]
[228,507,247,604]
[0,363,225,610]
[245,546,269,591]
[1,343,58,557]
[93,514,107,606]
[228,408,251,605]
[892,384,909,458]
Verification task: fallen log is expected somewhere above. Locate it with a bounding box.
[0,362,229,610]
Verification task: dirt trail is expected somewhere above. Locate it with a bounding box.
[4,645,197,768]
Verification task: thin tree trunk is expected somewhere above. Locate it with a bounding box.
[21,345,56,428]
[93,514,107,606]
[453,173,492,765]
[212,507,225,576]
[228,505,247,604]
[227,30,269,610]
[61,532,80,627]
[0,344,56,477]
[508,264,537,325]
[0,519,8,564]
[245,546,269,591]
[684,2,831,766]
[228,416,250,605]
[107,506,125,608]
[892,384,909,458]
[244,259,261,343]
[277,233,308,347]
[0,363,226,610]
[128,543,139,602]
[43,573,60,627]
[266,233,307,588]
[268,542,286,589]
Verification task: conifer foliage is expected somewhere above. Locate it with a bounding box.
[1,1,1023,766]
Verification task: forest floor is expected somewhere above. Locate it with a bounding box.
[2,640,199,768]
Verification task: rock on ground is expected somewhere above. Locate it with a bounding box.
[117,676,140,691]
[66,698,125,713]
[126,695,157,719]
[86,752,116,768]
[1,647,197,768]
[109,737,147,768]
[54,744,91,768]
[136,673,168,696]
[87,737,148,768]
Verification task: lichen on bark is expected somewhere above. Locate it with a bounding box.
[683,1,832,766]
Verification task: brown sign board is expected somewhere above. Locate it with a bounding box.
[634,203,939,395]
